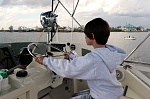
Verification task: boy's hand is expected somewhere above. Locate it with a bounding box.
[64,52,70,60]
[35,56,45,64]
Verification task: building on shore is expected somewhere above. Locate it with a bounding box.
[121,23,147,32]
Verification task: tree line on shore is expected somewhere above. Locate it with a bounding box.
[0,25,149,32]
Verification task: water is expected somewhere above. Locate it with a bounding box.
[0,32,149,54]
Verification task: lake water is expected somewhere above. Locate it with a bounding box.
[0,32,149,54]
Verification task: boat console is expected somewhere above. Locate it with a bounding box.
[1,41,150,99]
[0,42,89,99]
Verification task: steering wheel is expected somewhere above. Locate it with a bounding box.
[27,42,66,58]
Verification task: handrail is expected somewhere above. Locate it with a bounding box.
[123,60,150,65]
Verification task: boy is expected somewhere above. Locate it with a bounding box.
[35,18,126,99]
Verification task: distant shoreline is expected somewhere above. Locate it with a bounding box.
[0,30,149,33]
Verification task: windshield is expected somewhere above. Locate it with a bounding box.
[122,33,150,87]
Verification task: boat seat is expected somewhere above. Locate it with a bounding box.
[119,96,134,99]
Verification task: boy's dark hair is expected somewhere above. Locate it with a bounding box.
[84,18,110,45]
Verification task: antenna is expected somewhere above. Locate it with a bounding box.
[71,0,74,42]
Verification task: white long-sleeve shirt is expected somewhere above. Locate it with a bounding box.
[43,44,126,99]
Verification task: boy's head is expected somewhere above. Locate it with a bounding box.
[84,18,110,45]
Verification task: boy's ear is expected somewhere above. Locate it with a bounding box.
[91,33,95,39]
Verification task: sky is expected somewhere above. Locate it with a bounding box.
[0,0,150,30]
